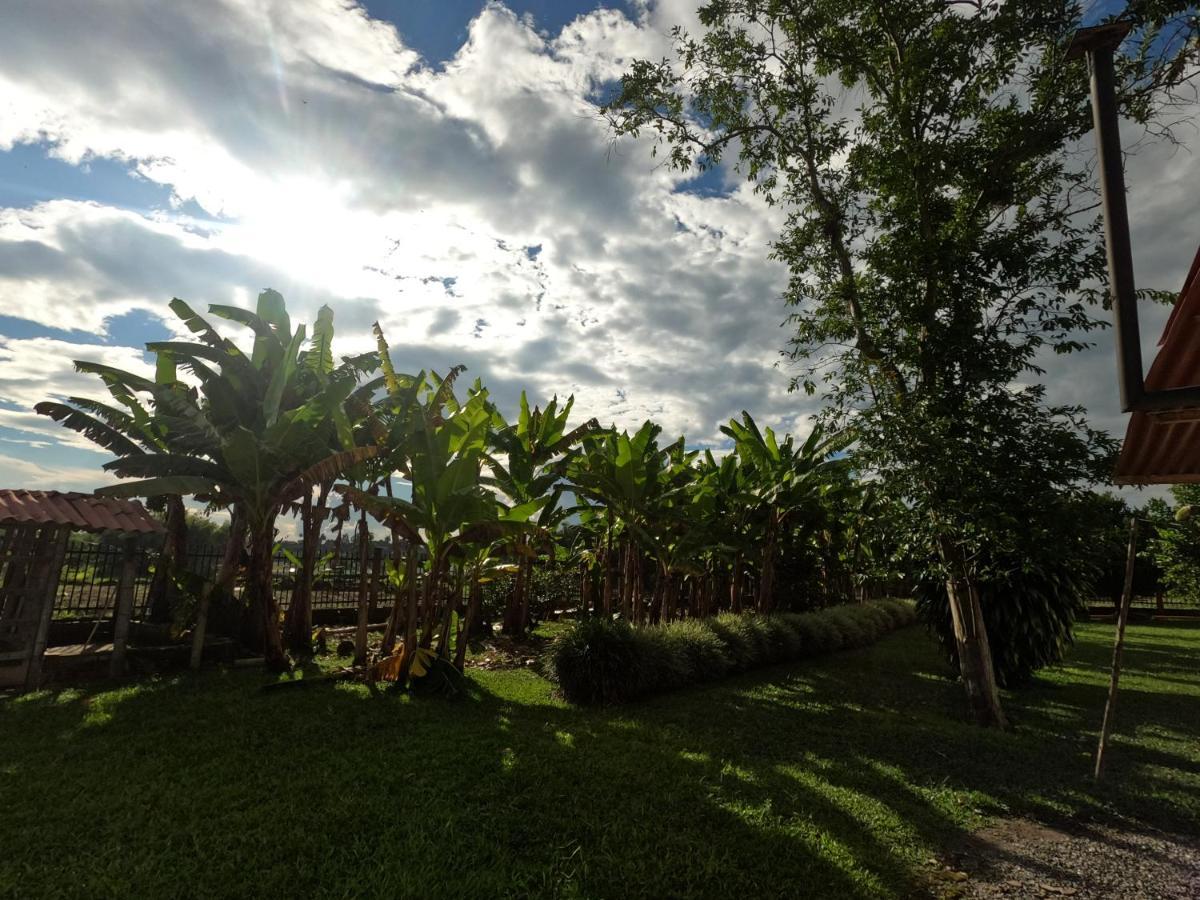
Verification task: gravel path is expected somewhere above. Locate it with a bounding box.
[931,818,1200,899]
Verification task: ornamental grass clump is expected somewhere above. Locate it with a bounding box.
[549,600,916,705]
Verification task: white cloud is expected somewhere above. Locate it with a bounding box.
[0,0,1194,503]
[0,0,806,498]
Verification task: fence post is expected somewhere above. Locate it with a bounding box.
[26,527,70,690]
[110,537,138,677]
[369,547,383,619]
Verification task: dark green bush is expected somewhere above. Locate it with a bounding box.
[548,617,646,704]
[787,612,842,654]
[707,613,762,671]
[548,601,916,705]
[660,620,733,682]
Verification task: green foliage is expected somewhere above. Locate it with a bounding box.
[915,557,1091,688]
[549,601,916,705]
[1147,485,1200,604]
[1,623,1197,897]
[547,617,647,705]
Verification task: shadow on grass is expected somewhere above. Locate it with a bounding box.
[0,621,1196,899]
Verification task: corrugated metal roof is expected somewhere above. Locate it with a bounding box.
[1115,246,1200,484]
[0,490,165,534]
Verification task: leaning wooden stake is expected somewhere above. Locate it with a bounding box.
[1095,515,1139,780]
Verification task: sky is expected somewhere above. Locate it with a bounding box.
[0,0,1195,504]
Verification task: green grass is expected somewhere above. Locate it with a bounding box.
[1,620,1197,899]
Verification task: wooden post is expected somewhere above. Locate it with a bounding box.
[1095,516,1139,780]
[110,537,138,677]
[353,513,371,667]
[25,527,70,690]
[368,547,383,619]
[190,586,211,671]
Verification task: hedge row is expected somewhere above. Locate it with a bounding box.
[548,600,917,705]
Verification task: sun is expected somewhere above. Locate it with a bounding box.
[229,176,379,293]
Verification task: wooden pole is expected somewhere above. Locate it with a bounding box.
[1095,515,1139,780]
[109,537,138,677]
[353,514,371,667]
[25,527,70,690]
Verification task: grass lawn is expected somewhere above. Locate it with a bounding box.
[1,619,1196,899]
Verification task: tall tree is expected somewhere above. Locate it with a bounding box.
[604,0,1147,725]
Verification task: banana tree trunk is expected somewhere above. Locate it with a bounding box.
[601,513,615,616]
[436,563,462,658]
[579,561,592,616]
[353,509,371,667]
[190,507,244,669]
[396,546,420,685]
[619,540,634,620]
[455,566,481,671]
[244,520,287,672]
[730,554,743,614]
[147,494,187,624]
[381,543,414,656]
[501,537,523,635]
[283,483,329,657]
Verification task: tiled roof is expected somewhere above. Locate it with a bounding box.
[0,490,165,534]
[1115,246,1200,484]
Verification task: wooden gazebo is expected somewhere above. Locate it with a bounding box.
[0,490,163,690]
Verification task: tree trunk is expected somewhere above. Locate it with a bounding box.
[501,538,524,635]
[601,514,615,616]
[580,561,593,617]
[245,521,288,672]
[396,546,420,685]
[147,495,187,624]
[619,541,634,620]
[517,553,535,633]
[940,537,1006,728]
[353,510,371,667]
[504,542,528,633]
[191,507,245,670]
[730,554,743,614]
[283,484,330,657]
[436,564,462,658]
[455,567,481,671]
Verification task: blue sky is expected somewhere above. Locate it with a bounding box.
[0,0,1194,507]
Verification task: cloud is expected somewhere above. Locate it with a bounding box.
[0,0,1193,504]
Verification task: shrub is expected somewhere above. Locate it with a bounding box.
[548,617,646,705]
[660,620,733,682]
[707,613,762,671]
[787,612,843,655]
[548,601,917,705]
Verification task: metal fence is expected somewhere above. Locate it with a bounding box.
[53,542,404,621]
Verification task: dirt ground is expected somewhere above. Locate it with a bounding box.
[931,818,1200,899]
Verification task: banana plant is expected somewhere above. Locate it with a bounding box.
[486,392,599,634]
[96,291,379,671]
[338,378,546,684]
[720,412,851,612]
[36,352,190,624]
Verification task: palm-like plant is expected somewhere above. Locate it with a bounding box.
[339,330,545,683]
[36,353,190,623]
[486,392,598,634]
[97,291,378,670]
[720,413,850,612]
